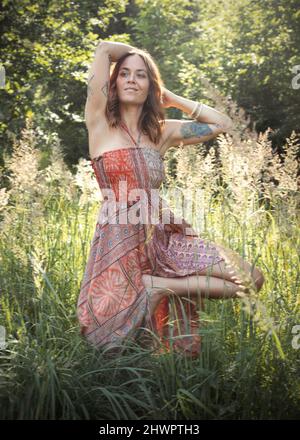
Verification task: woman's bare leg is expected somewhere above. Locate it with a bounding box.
[142,243,265,319]
[142,272,248,318]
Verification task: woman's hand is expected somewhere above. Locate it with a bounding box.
[160,86,176,108]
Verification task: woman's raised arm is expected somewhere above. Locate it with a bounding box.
[85,40,135,128]
[161,87,233,150]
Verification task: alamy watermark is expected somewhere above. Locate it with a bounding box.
[291,65,300,89]
[0,65,5,88]
[291,324,300,350]
[96,183,206,235]
[0,326,6,349]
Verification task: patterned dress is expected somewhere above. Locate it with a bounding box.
[77,122,225,357]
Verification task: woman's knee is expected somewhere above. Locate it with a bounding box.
[202,249,265,293]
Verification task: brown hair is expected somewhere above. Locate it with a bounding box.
[104,48,166,145]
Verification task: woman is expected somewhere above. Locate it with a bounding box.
[77,40,265,357]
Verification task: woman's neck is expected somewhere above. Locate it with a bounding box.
[119,104,143,134]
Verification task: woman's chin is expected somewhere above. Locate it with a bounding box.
[120,99,145,106]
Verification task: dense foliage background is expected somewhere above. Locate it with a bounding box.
[1,0,299,167]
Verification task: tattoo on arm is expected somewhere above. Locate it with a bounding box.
[180,121,213,139]
[87,75,109,99]
[101,54,112,97]
[87,51,111,100]
[87,74,95,98]
[101,81,109,97]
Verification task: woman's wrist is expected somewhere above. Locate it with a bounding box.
[96,40,135,62]
[171,94,201,116]
[171,93,233,128]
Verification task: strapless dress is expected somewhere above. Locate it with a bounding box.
[76,145,225,357]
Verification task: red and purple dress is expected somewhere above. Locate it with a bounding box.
[77,122,225,357]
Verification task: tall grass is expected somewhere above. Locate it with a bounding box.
[0,103,299,419]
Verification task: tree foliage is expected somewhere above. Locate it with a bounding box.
[0,0,299,167]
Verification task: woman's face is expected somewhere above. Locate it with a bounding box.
[116,54,150,106]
